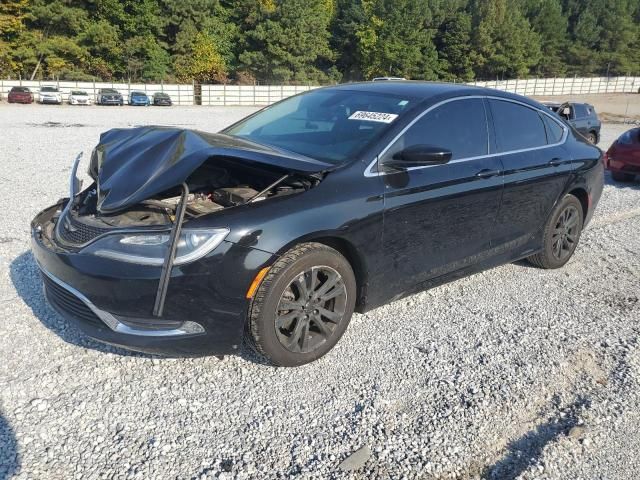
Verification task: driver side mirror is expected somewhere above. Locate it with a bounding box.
[383,144,452,171]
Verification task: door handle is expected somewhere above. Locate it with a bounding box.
[548,158,563,167]
[475,169,501,179]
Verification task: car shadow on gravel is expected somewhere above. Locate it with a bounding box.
[604,171,640,190]
[483,396,589,479]
[0,410,19,479]
[9,251,151,358]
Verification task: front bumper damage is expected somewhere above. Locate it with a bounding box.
[31,154,274,356]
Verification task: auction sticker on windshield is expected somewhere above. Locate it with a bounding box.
[348,111,399,123]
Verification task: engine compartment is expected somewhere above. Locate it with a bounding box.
[68,157,320,230]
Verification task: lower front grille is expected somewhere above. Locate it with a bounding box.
[42,274,104,328]
[57,212,111,245]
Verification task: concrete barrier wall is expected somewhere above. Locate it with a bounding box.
[2,76,639,106]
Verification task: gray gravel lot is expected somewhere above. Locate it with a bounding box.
[0,104,639,480]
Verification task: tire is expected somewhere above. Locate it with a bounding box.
[612,171,635,182]
[246,242,357,367]
[528,194,584,269]
[587,132,597,144]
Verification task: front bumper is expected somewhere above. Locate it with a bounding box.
[100,98,122,105]
[9,95,33,103]
[31,203,274,356]
[40,97,62,104]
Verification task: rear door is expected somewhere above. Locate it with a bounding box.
[379,97,504,294]
[488,98,572,252]
[571,103,590,137]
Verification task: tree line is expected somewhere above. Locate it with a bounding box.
[1,0,639,85]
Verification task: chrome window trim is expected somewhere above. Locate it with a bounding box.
[364,95,569,178]
[38,262,204,337]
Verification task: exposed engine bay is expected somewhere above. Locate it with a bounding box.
[65,157,320,233]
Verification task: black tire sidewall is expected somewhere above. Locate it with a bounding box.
[541,195,584,269]
[250,246,356,367]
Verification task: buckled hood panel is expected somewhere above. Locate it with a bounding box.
[90,127,333,213]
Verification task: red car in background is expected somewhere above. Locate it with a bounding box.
[7,86,34,104]
[605,127,640,182]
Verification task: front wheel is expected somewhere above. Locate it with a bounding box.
[245,243,356,367]
[587,132,597,144]
[528,194,583,269]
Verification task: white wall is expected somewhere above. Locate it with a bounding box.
[2,76,639,106]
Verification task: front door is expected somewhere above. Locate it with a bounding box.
[379,97,504,296]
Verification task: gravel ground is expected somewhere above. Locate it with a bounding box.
[0,103,639,480]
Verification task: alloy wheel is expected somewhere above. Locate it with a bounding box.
[275,266,347,354]
[551,205,580,260]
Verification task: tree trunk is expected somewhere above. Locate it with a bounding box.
[30,56,43,81]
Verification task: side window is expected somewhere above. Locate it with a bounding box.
[541,114,564,144]
[489,100,548,152]
[573,104,588,119]
[382,98,488,162]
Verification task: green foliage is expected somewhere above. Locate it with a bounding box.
[355,0,439,80]
[0,0,639,82]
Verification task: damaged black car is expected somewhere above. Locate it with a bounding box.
[32,82,603,366]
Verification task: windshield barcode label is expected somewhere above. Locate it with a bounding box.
[348,111,398,123]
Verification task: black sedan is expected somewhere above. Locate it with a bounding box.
[96,88,123,106]
[31,82,603,366]
[153,92,172,106]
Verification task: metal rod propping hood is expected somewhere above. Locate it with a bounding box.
[92,126,334,214]
[54,152,83,244]
[153,183,189,318]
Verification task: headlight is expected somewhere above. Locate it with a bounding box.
[81,228,229,266]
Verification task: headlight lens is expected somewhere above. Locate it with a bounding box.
[81,228,229,266]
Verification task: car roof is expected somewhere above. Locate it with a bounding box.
[323,81,544,109]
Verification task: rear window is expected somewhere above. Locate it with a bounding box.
[573,104,588,118]
[489,100,548,152]
[618,129,639,145]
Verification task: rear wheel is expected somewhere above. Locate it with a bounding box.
[587,131,597,144]
[528,194,583,269]
[246,243,356,367]
[612,171,635,182]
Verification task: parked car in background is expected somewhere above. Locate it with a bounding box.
[129,91,150,106]
[372,77,407,81]
[38,86,63,105]
[96,88,123,106]
[152,92,172,106]
[31,82,604,366]
[543,101,601,144]
[68,90,92,105]
[604,127,640,182]
[7,86,34,104]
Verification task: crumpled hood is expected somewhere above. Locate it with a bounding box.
[90,126,333,213]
